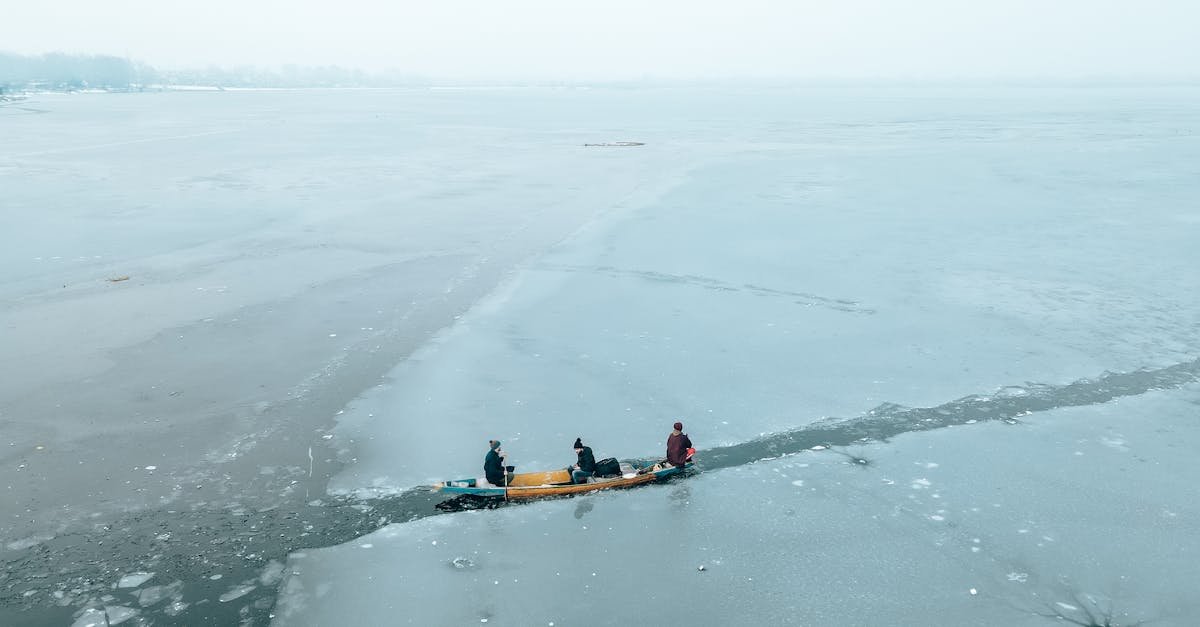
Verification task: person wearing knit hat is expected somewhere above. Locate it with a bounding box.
[666,421,693,467]
[571,437,597,484]
[484,439,513,487]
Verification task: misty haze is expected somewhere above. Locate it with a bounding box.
[3,2,1200,627]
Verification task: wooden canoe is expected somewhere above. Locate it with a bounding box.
[433,459,691,499]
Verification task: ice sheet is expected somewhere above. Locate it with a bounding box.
[279,385,1200,625]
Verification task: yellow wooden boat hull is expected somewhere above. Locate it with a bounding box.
[434,460,691,498]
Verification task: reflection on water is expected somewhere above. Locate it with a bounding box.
[573,498,595,519]
[669,484,692,512]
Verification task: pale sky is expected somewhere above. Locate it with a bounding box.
[4,0,1197,80]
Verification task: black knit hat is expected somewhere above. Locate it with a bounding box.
[573,438,583,449]
[490,440,501,450]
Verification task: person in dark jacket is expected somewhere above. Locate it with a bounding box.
[484,439,513,487]
[666,421,692,467]
[571,437,596,484]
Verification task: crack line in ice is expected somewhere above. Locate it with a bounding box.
[533,263,876,314]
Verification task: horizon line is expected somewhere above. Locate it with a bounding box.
[2,50,1199,87]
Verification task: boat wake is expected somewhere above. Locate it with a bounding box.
[703,356,1200,471]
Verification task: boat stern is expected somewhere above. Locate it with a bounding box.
[434,478,506,497]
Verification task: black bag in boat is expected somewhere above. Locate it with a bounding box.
[594,457,621,477]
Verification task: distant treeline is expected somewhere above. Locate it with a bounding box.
[0,52,145,91]
[0,52,421,92]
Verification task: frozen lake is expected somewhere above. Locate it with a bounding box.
[2,86,1199,625]
[286,85,1200,626]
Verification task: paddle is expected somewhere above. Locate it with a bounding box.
[501,452,509,500]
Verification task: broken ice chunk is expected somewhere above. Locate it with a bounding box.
[117,572,154,588]
[219,584,256,603]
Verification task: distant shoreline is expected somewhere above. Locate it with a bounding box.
[6,81,1200,98]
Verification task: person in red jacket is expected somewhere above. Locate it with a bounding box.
[666,421,693,467]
